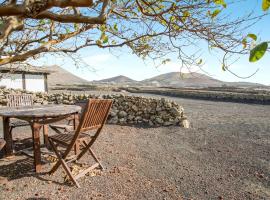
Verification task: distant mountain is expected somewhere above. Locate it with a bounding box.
[42,66,267,89]
[225,81,265,88]
[142,72,223,88]
[93,75,137,84]
[45,65,89,87]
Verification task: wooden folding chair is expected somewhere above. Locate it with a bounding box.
[7,94,49,147]
[7,94,33,130]
[48,99,113,187]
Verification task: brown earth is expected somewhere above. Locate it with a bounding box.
[0,95,270,200]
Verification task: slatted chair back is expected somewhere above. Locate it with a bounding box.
[67,99,113,150]
[7,94,33,107]
[80,99,112,132]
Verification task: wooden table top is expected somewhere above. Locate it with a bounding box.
[0,104,81,118]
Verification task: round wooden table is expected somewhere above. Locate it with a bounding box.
[0,104,81,172]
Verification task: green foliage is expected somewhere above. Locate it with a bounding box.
[213,0,227,8]
[100,32,108,44]
[249,42,268,62]
[182,11,190,22]
[222,63,226,71]
[262,0,270,11]
[242,38,247,49]
[74,24,79,31]
[247,34,257,41]
[210,9,221,19]
[65,27,71,33]
[113,23,118,31]
[242,33,257,49]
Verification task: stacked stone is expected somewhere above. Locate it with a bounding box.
[105,95,184,126]
[0,88,187,127]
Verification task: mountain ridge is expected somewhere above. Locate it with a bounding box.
[93,75,137,83]
[44,66,266,88]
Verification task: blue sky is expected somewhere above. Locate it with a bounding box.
[34,0,270,85]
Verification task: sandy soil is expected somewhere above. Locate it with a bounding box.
[0,95,270,200]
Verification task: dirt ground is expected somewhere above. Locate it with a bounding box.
[0,95,270,200]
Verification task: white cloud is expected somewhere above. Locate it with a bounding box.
[82,54,112,67]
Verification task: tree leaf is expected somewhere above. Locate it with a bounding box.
[39,19,46,25]
[249,42,268,62]
[96,40,102,45]
[214,0,227,8]
[182,11,190,22]
[100,25,106,32]
[74,23,79,31]
[197,59,203,65]
[222,63,226,71]
[113,23,118,31]
[262,0,270,11]
[103,35,109,43]
[247,33,257,41]
[211,9,221,19]
[65,27,71,33]
[242,38,247,49]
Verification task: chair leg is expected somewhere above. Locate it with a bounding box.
[82,141,104,170]
[8,127,14,153]
[43,125,49,147]
[49,140,63,175]
[9,127,13,135]
[74,141,80,155]
[49,139,80,187]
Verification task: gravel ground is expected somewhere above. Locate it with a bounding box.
[0,95,270,200]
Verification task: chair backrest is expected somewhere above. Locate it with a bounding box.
[79,99,113,132]
[7,94,33,107]
[63,99,113,158]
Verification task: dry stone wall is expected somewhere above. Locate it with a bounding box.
[0,88,187,127]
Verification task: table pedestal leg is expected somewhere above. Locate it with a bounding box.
[31,122,42,173]
[3,117,13,156]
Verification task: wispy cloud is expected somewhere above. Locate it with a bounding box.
[82,54,112,67]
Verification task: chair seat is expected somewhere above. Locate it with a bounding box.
[50,124,74,130]
[10,119,29,128]
[49,132,91,146]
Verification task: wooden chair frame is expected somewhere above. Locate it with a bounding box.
[0,139,6,151]
[7,94,33,107]
[6,94,49,149]
[48,99,113,187]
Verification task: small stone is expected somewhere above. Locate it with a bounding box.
[155,117,164,124]
[180,119,190,128]
[118,111,127,118]
[110,111,117,117]
[164,121,173,126]
[109,117,118,124]
[131,105,138,111]
[119,118,127,124]
[0,176,8,185]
